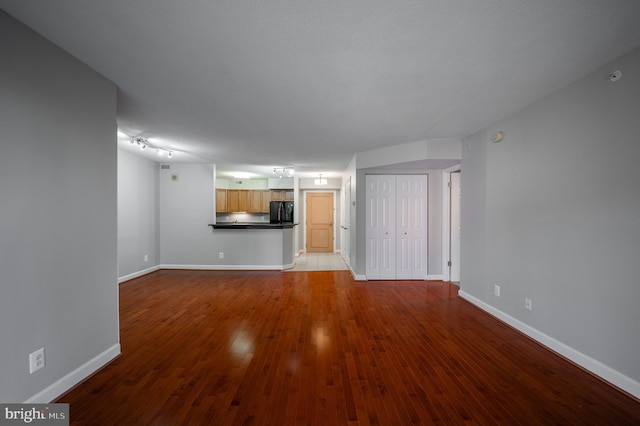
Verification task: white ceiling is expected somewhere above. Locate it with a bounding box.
[2,1,640,178]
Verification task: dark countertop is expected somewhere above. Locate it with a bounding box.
[209,222,298,229]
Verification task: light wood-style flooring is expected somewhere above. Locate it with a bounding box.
[287,253,349,272]
[57,270,640,425]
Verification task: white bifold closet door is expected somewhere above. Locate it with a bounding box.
[366,174,428,280]
[396,175,428,279]
[365,175,396,279]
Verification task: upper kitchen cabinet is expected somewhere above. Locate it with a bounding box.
[216,189,272,213]
[225,190,250,212]
[271,189,294,202]
[226,190,239,212]
[260,190,271,213]
[216,189,227,213]
[215,177,293,213]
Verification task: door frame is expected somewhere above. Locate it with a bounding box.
[302,190,338,254]
[442,164,461,282]
[341,178,351,266]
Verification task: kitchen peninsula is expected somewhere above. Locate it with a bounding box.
[208,222,296,270]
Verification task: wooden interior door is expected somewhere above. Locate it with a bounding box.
[306,192,334,253]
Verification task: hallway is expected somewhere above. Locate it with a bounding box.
[287,252,349,272]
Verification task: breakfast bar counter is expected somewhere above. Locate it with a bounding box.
[208,223,297,270]
[209,222,297,230]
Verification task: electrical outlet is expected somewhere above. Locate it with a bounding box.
[144,254,149,262]
[525,298,532,311]
[494,285,501,297]
[29,348,45,374]
[219,252,224,259]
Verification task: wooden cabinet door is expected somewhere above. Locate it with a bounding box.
[216,189,227,212]
[227,190,239,212]
[238,190,250,212]
[261,190,271,213]
[249,190,262,213]
[285,190,294,201]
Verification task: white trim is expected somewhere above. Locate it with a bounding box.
[426,274,444,281]
[24,344,121,403]
[441,164,461,283]
[118,265,161,283]
[458,291,640,399]
[160,264,287,271]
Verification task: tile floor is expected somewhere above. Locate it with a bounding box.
[287,252,349,271]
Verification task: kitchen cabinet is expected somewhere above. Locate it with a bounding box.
[227,190,239,212]
[270,189,294,202]
[238,190,250,212]
[216,188,290,213]
[228,190,250,212]
[217,189,271,213]
[261,190,271,213]
[249,190,262,213]
[216,189,227,213]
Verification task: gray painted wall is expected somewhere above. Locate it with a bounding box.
[460,48,640,391]
[118,150,160,279]
[159,163,216,265]
[115,161,297,269]
[0,12,119,402]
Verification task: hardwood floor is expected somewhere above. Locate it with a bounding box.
[57,270,640,425]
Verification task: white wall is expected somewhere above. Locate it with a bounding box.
[158,163,291,268]
[118,150,159,280]
[159,163,216,265]
[0,11,119,402]
[460,47,640,397]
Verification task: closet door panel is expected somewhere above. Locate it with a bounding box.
[396,175,413,279]
[365,181,381,279]
[409,175,428,279]
[366,175,396,279]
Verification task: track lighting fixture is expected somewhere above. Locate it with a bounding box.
[273,168,293,178]
[129,136,173,158]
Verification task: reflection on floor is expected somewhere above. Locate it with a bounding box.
[287,252,349,271]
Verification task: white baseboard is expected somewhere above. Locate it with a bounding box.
[160,264,285,271]
[352,273,444,282]
[118,265,161,283]
[350,268,367,281]
[24,344,121,403]
[458,290,640,400]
